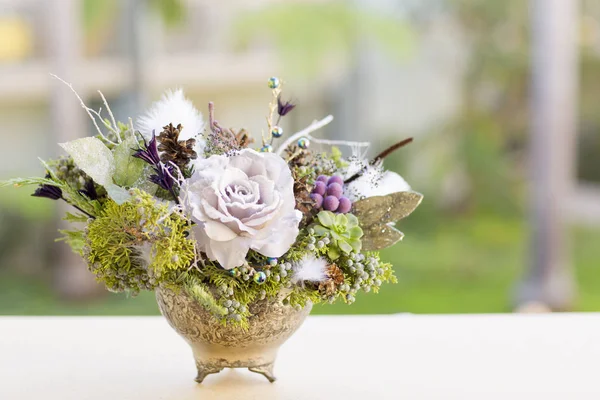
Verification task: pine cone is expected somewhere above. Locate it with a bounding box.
[157,123,198,170]
[285,145,312,169]
[292,168,315,218]
[327,264,345,285]
[319,264,345,296]
[319,280,336,296]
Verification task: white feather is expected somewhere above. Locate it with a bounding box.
[344,162,411,201]
[137,89,206,157]
[291,255,328,284]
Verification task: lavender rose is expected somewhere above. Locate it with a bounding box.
[185,149,302,269]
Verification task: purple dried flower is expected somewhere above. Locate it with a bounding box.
[313,181,326,196]
[323,195,339,212]
[338,197,352,214]
[32,184,63,201]
[277,96,296,117]
[133,133,161,166]
[310,193,323,208]
[79,179,99,200]
[149,163,177,192]
[326,182,343,199]
[133,133,177,193]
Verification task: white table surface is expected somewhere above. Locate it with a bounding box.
[1,314,599,400]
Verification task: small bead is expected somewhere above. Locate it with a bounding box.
[260,144,273,153]
[337,197,352,213]
[280,269,288,278]
[297,137,310,149]
[223,300,232,308]
[313,181,327,196]
[317,241,325,249]
[254,271,267,284]
[327,175,344,186]
[271,126,283,138]
[310,193,323,208]
[326,182,343,199]
[268,76,280,89]
[267,257,278,266]
[307,243,315,251]
[323,195,340,211]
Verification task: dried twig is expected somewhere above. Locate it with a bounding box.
[275,115,337,155]
[50,74,118,146]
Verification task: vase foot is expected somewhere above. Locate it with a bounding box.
[248,363,276,382]
[195,364,224,383]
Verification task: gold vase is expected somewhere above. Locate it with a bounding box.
[155,286,312,383]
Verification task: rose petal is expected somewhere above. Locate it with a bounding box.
[203,220,238,242]
[231,149,267,177]
[251,210,302,257]
[250,175,275,205]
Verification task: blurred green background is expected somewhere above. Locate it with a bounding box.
[1,0,600,315]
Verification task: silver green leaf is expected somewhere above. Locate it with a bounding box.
[112,136,145,187]
[59,137,131,204]
[352,191,423,251]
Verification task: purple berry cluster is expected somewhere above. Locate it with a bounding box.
[310,175,352,213]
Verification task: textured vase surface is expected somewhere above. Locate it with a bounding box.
[155,286,312,383]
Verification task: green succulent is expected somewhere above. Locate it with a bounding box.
[312,211,363,260]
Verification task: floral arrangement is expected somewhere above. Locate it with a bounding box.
[1,77,421,327]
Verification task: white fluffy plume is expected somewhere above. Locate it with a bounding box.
[137,89,206,156]
[291,255,329,284]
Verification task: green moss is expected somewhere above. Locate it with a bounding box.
[181,276,228,317]
[84,189,195,294]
